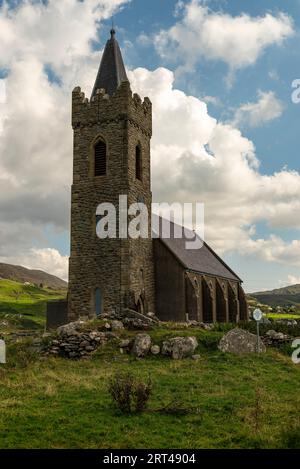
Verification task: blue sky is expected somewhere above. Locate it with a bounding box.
[0,0,300,291]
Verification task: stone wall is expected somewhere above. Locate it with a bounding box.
[154,239,248,323]
[46,300,68,329]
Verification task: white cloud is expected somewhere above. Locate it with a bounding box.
[202,95,221,107]
[0,0,130,279]
[231,90,284,128]
[153,0,294,80]
[0,0,299,284]
[0,248,68,281]
[0,79,6,104]
[129,67,300,267]
[286,275,300,285]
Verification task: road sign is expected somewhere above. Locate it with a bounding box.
[253,309,263,353]
[253,308,263,322]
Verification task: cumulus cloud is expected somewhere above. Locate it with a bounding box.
[231,90,284,128]
[0,0,299,283]
[129,67,300,267]
[285,275,300,285]
[0,247,69,281]
[0,0,130,279]
[153,0,294,81]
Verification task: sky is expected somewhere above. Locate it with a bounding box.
[0,0,300,292]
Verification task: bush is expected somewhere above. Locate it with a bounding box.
[241,320,300,337]
[108,372,152,414]
[198,332,223,351]
[7,341,38,369]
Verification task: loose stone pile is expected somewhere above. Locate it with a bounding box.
[44,321,111,359]
[263,329,291,346]
[275,319,298,327]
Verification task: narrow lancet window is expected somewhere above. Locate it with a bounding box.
[95,140,106,176]
[135,145,142,180]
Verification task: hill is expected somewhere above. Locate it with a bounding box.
[251,284,300,308]
[0,262,67,290]
[0,279,66,330]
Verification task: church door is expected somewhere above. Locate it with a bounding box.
[95,288,102,317]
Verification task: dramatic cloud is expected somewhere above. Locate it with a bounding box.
[0,0,299,282]
[129,67,300,267]
[0,0,130,278]
[231,91,284,128]
[153,0,294,81]
[0,248,69,281]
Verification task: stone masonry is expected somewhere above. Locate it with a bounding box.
[68,82,155,321]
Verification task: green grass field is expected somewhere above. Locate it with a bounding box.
[0,279,66,330]
[0,325,300,449]
[266,313,300,320]
[0,280,300,449]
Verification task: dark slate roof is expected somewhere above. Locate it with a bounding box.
[91,29,129,98]
[152,215,242,282]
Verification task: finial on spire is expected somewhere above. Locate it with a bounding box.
[91,20,128,98]
[110,18,115,38]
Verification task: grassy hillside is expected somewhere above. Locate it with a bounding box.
[0,324,300,449]
[0,279,66,330]
[0,262,67,289]
[251,284,300,309]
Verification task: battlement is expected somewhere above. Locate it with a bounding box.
[72,81,152,135]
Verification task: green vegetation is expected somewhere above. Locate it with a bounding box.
[0,279,66,330]
[249,284,300,310]
[0,324,300,449]
[267,313,300,320]
[0,278,299,449]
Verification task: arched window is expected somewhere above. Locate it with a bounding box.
[94,140,106,176]
[135,145,142,180]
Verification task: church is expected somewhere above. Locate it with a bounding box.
[49,29,248,326]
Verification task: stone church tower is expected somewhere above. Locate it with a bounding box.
[68,29,155,320]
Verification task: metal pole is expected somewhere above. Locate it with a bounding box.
[256,321,260,353]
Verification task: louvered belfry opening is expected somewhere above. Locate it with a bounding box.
[94,140,106,176]
[135,145,142,180]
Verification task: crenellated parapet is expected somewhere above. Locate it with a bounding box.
[72,81,152,136]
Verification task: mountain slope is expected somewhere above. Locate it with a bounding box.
[0,263,67,289]
[251,284,300,307]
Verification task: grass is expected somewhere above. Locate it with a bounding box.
[0,325,300,449]
[0,281,299,449]
[0,279,66,331]
[266,313,300,320]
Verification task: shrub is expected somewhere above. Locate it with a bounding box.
[108,372,152,414]
[198,332,223,351]
[241,320,300,337]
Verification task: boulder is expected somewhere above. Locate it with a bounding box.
[265,330,290,343]
[119,339,131,348]
[199,323,214,331]
[259,316,272,325]
[192,354,201,361]
[162,336,198,359]
[218,328,266,354]
[111,320,124,331]
[151,345,160,355]
[57,321,84,337]
[188,320,199,327]
[132,333,152,358]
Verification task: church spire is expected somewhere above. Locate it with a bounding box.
[91,28,129,98]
